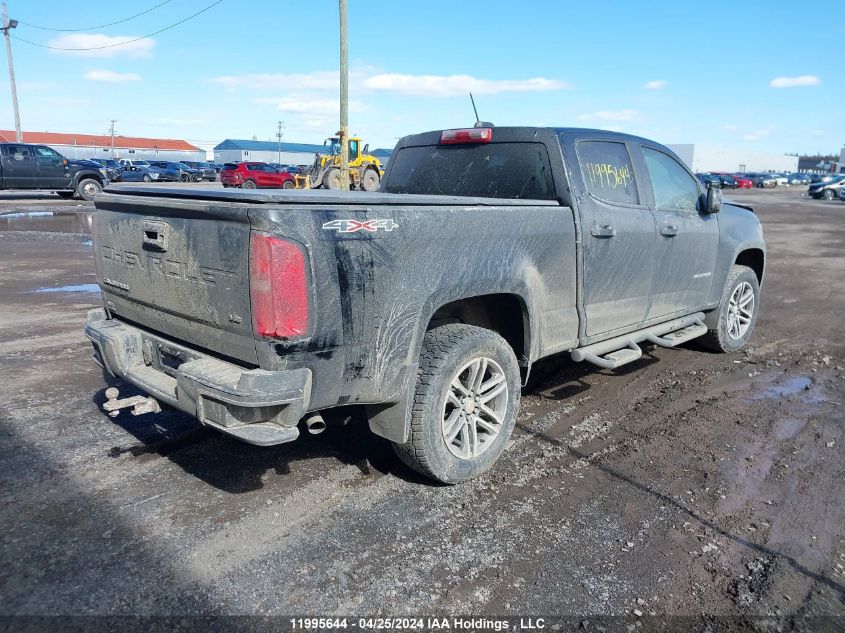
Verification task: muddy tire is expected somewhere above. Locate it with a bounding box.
[323,168,342,190]
[241,179,256,189]
[392,324,521,484]
[700,265,760,353]
[361,168,380,192]
[76,178,102,201]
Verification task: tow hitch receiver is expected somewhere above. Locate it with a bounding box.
[102,387,161,418]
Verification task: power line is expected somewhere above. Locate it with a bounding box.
[17,0,174,32]
[11,0,223,50]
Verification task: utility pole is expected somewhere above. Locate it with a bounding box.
[1,3,22,142]
[276,120,285,163]
[109,119,117,155]
[338,0,349,191]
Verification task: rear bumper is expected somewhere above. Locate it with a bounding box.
[84,308,311,445]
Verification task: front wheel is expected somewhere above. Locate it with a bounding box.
[700,265,760,353]
[76,178,102,201]
[822,189,834,201]
[282,179,295,189]
[142,174,152,183]
[361,168,380,192]
[241,179,256,189]
[392,324,521,484]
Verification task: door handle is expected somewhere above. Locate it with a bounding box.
[660,225,679,237]
[590,224,616,238]
[142,220,168,252]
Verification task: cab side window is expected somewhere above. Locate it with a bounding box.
[349,140,359,157]
[5,144,32,161]
[576,141,639,205]
[643,147,699,211]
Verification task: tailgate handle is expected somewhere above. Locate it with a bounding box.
[142,220,168,252]
[590,224,616,238]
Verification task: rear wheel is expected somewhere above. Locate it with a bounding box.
[392,324,521,484]
[142,174,152,183]
[76,178,102,201]
[361,168,380,192]
[700,265,760,353]
[241,179,256,189]
[282,179,295,189]
[323,168,342,190]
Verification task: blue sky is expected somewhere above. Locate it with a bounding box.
[3,0,841,156]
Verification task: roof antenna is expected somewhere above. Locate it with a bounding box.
[469,92,494,128]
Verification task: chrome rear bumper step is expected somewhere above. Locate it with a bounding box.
[572,313,706,370]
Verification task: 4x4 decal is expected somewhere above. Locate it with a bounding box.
[322,219,398,233]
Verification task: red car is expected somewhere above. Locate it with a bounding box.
[220,162,296,189]
[731,174,753,189]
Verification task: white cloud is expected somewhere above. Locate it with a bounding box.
[579,109,639,122]
[722,124,739,132]
[769,75,820,88]
[212,71,349,92]
[643,80,667,90]
[83,70,141,83]
[362,73,567,97]
[255,97,367,114]
[48,34,155,58]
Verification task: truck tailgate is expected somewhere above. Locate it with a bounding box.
[92,192,258,365]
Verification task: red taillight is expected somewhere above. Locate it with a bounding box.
[440,127,492,145]
[249,232,309,339]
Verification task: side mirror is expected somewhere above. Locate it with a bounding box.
[62,158,68,167]
[704,185,722,214]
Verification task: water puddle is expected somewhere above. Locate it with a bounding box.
[0,210,92,234]
[35,284,100,294]
[748,373,826,406]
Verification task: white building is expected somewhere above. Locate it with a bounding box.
[667,144,798,173]
[0,130,205,162]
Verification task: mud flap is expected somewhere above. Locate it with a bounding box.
[365,363,417,443]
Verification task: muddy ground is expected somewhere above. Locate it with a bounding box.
[0,185,842,630]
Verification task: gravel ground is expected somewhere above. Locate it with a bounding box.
[0,186,842,631]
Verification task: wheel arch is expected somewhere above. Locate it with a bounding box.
[735,247,765,285]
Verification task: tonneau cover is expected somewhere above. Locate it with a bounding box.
[100,185,560,207]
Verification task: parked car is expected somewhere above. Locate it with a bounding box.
[696,173,722,188]
[731,174,753,189]
[119,165,168,183]
[87,159,121,182]
[149,161,202,182]
[268,163,305,175]
[0,142,108,200]
[808,175,845,200]
[809,174,835,184]
[839,187,845,202]
[85,125,765,483]
[220,162,297,189]
[717,174,738,189]
[118,159,152,170]
[748,173,777,188]
[786,173,810,185]
[769,174,789,187]
[183,161,217,182]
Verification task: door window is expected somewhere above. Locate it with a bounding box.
[642,147,699,211]
[4,145,32,160]
[348,140,359,158]
[576,141,638,205]
[33,146,62,160]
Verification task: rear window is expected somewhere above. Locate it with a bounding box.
[222,163,239,170]
[383,142,556,199]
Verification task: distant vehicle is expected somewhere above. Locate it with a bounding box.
[696,173,722,188]
[0,142,108,200]
[118,159,151,169]
[119,165,168,183]
[87,158,121,182]
[748,173,777,188]
[220,161,297,189]
[716,174,738,189]
[183,161,217,182]
[808,175,845,200]
[839,187,845,202]
[149,161,202,182]
[786,173,810,185]
[731,174,753,189]
[268,163,304,174]
[769,174,789,187]
[809,174,834,184]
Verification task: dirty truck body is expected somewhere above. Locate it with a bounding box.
[85,127,765,483]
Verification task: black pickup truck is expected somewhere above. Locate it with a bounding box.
[0,142,109,200]
[85,126,765,483]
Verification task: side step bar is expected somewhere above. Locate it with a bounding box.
[571,313,707,370]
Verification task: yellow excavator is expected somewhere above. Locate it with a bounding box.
[295,135,384,191]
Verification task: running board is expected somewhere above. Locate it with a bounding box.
[571,313,706,370]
